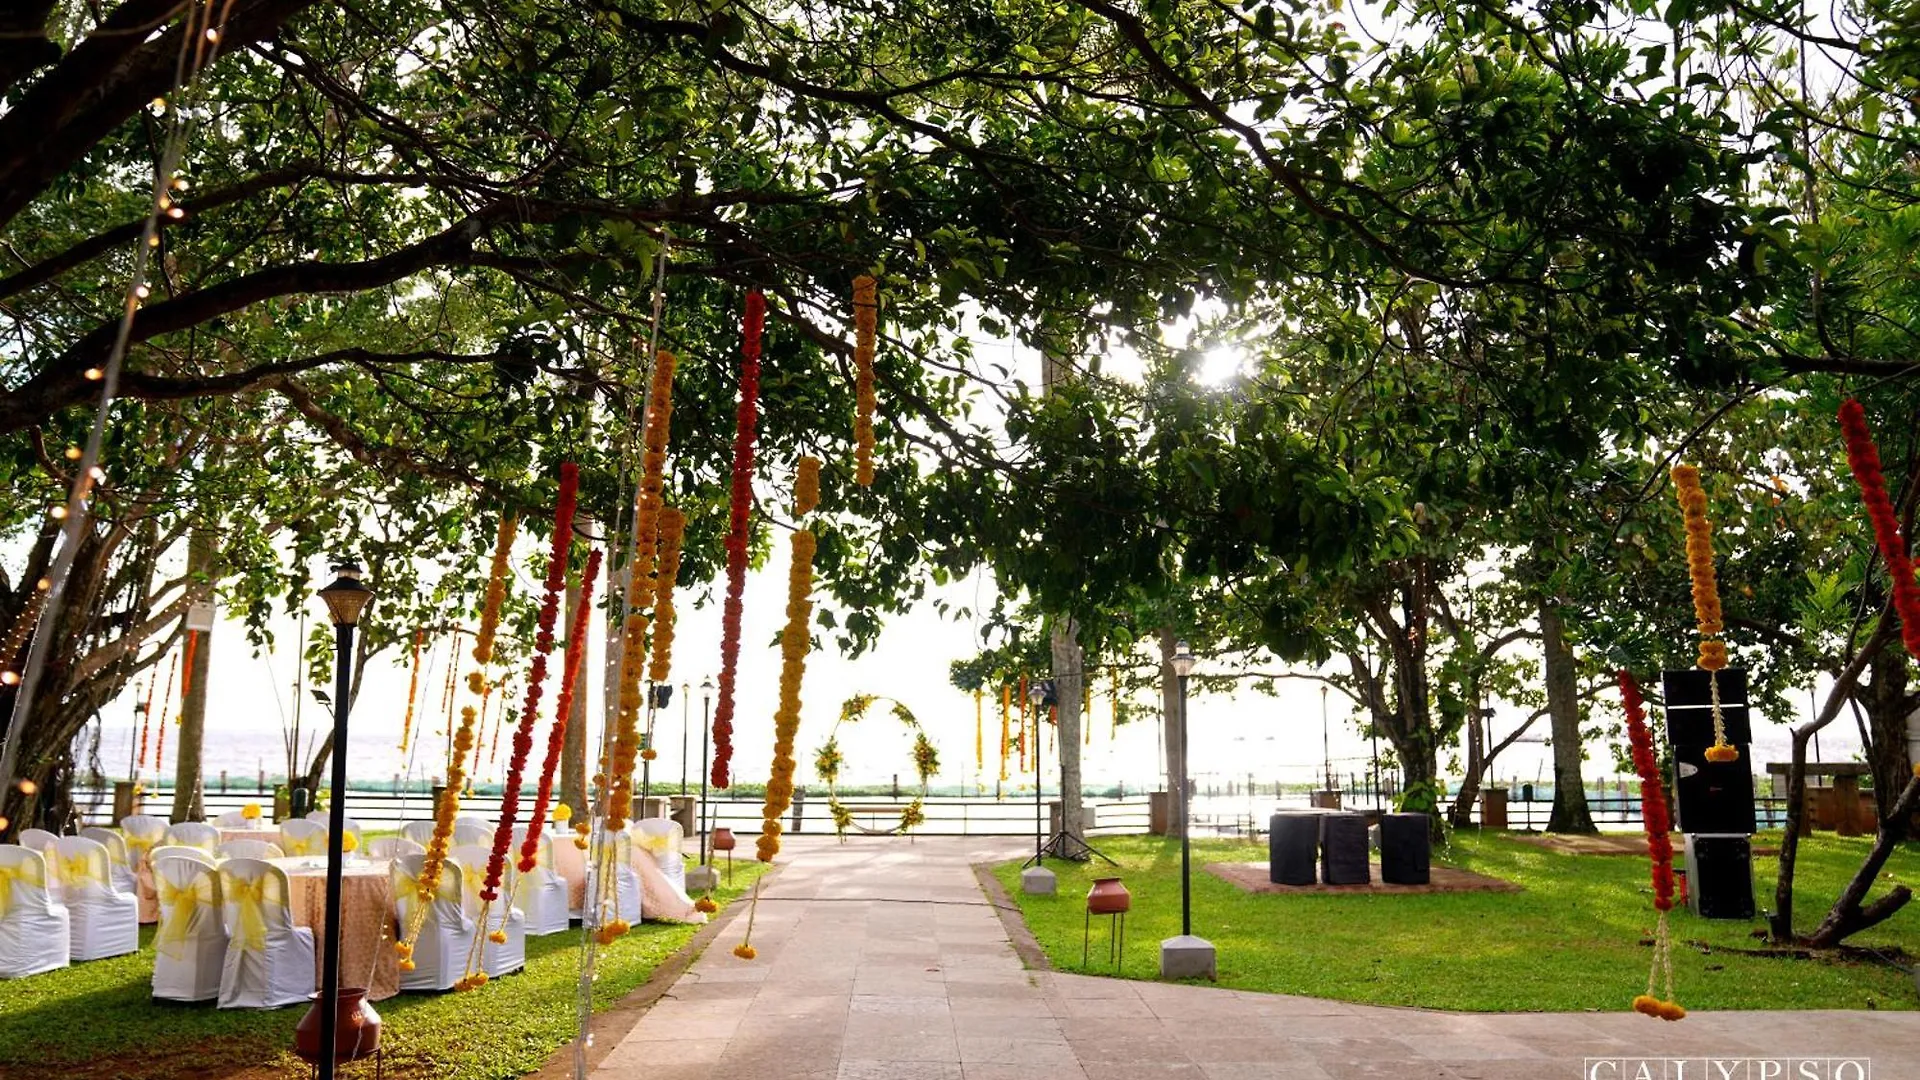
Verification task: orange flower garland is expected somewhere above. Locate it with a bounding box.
[999,684,1010,782]
[1620,670,1686,1021]
[756,527,819,863]
[398,629,423,754]
[852,274,878,486]
[1672,465,1737,763]
[712,292,765,790]
[398,514,516,970]
[795,455,822,517]
[647,507,687,685]
[520,547,600,873]
[608,349,678,833]
[974,689,983,772]
[1838,399,1920,662]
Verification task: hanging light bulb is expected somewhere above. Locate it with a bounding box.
[0,672,19,687]
[49,506,67,520]
[64,447,82,460]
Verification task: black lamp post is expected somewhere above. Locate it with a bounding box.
[697,677,713,866]
[679,681,690,796]
[1028,679,1052,863]
[313,562,371,1080]
[1171,641,1196,936]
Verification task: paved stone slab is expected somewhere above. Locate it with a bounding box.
[592,835,1920,1080]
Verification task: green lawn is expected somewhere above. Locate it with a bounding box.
[0,861,768,1079]
[994,831,1920,1012]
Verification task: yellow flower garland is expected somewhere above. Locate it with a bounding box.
[646,507,687,685]
[608,350,678,833]
[756,528,817,863]
[974,689,983,772]
[852,275,878,487]
[1672,465,1737,762]
[795,455,822,517]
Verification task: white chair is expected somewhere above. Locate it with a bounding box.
[80,827,137,896]
[0,845,69,978]
[53,836,138,960]
[216,859,314,1008]
[400,821,436,847]
[151,856,226,1001]
[633,819,688,893]
[392,853,470,992]
[366,837,423,861]
[306,809,328,823]
[216,839,283,861]
[508,827,572,936]
[585,830,641,928]
[451,821,491,848]
[121,814,170,925]
[18,829,61,900]
[18,828,60,854]
[277,819,326,857]
[451,844,525,978]
[210,810,251,827]
[165,821,220,852]
[455,815,489,830]
[337,816,366,854]
[148,844,216,869]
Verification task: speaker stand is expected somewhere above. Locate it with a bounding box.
[1023,830,1118,867]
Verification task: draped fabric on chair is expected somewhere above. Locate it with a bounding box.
[366,837,424,861]
[451,822,491,848]
[54,836,139,961]
[0,845,69,978]
[79,828,137,896]
[216,859,315,1009]
[508,826,572,936]
[152,856,226,1002]
[18,830,61,902]
[585,830,642,928]
[277,820,326,857]
[165,822,220,852]
[216,839,283,861]
[633,819,688,891]
[450,844,525,978]
[399,821,436,848]
[121,815,168,924]
[630,822,706,924]
[392,853,469,992]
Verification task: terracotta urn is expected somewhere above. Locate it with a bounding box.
[1086,877,1131,915]
[294,988,381,1065]
[710,827,737,852]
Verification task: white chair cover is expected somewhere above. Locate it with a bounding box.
[18,830,61,900]
[122,815,170,925]
[148,844,216,869]
[0,845,69,978]
[52,836,138,960]
[18,828,59,854]
[216,859,314,1008]
[165,821,220,852]
[585,830,641,928]
[451,845,525,978]
[392,853,470,992]
[454,815,489,830]
[508,827,571,936]
[80,827,137,896]
[277,819,327,858]
[306,809,328,822]
[337,816,366,854]
[365,837,423,861]
[216,839,283,861]
[210,810,251,827]
[151,856,226,1001]
[633,818,688,892]
[451,822,491,848]
[399,821,436,847]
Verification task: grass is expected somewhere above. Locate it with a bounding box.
[994,830,1920,1012]
[0,860,769,1079]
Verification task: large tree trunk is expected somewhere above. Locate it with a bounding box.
[560,577,590,820]
[1856,651,1915,833]
[1541,597,1596,833]
[1446,706,1482,827]
[1158,626,1185,837]
[1806,773,1920,947]
[1051,617,1084,847]
[168,528,215,823]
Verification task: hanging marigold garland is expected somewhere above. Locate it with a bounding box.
[481,464,578,908]
[1838,399,1920,662]
[397,513,517,972]
[852,274,878,486]
[974,689,983,772]
[164,628,201,773]
[712,292,764,790]
[398,629,424,754]
[521,547,600,874]
[609,349,678,833]
[1671,465,1738,763]
[998,684,1010,783]
[640,506,687,764]
[1619,670,1685,1021]
[738,458,822,960]
[150,645,180,772]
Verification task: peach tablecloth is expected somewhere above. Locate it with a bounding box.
[269,857,401,1001]
[218,828,282,847]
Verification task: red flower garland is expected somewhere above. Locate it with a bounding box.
[482,463,578,901]
[1618,671,1673,911]
[712,290,765,788]
[1838,398,1920,662]
[519,546,600,873]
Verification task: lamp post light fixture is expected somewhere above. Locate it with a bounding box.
[1160,639,1216,980]
[1018,678,1057,896]
[688,677,719,893]
[310,561,373,1080]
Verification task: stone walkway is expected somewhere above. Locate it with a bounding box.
[592,835,1920,1080]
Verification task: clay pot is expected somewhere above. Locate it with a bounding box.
[710,827,737,852]
[1086,877,1131,915]
[293,987,381,1065]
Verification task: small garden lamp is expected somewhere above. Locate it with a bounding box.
[1160,639,1215,979]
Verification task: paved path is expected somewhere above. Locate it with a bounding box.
[592,836,1920,1080]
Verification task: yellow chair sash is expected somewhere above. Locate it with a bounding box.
[124,835,157,866]
[155,874,213,957]
[0,862,43,918]
[283,833,321,857]
[460,862,486,901]
[227,875,271,952]
[635,831,673,857]
[57,852,101,888]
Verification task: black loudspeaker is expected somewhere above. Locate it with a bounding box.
[1661,669,1757,835]
[1269,813,1318,885]
[1685,834,1756,919]
[1378,813,1431,885]
[1320,812,1370,885]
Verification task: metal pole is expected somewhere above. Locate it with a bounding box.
[680,682,690,796]
[698,688,711,865]
[1320,686,1331,791]
[1179,671,1191,937]
[317,619,354,1080]
[1035,693,1044,863]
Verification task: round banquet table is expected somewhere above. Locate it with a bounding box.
[217,827,283,847]
[267,856,401,1001]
